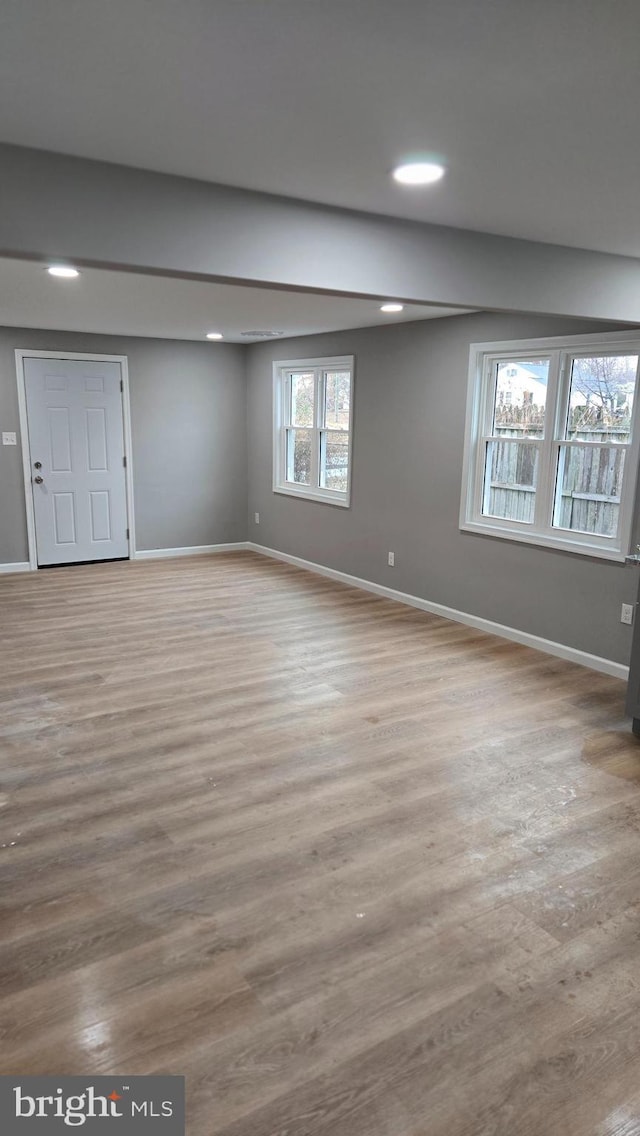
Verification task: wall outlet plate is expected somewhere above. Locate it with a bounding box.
[2,431,17,446]
[621,603,634,625]
[254,512,260,524]
[388,551,395,566]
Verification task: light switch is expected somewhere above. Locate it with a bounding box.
[2,432,17,446]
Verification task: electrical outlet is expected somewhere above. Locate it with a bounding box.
[621,603,634,625]
[254,512,260,524]
[2,431,17,446]
[388,551,395,567]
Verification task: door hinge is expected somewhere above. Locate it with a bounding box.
[120,379,124,392]
[126,527,130,539]
[123,455,127,467]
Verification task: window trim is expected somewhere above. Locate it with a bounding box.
[272,355,354,507]
[460,331,640,562]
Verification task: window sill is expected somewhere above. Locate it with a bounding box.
[273,484,350,508]
[460,519,627,562]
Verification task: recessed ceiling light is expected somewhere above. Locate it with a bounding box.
[392,162,445,186]
[205,331,224,340]
[47,265,80,278]
[380,303,404,313]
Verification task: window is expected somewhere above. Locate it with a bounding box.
[273,356,354,506]
[460,333,640,560]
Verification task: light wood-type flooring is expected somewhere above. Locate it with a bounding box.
[2,551,640,1135]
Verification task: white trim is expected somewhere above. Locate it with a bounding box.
[247,542,628,680]
[1,539,625,678]
[15,356,38,570]
[467,330,640,356]
[273,485,351,508]
[119,356,136,558]
[272,355,354,508]
[459,520,628,562]
[271,355,355,370]
[133,543,249,560]
[14,349,136,568]
[460,331,640,560]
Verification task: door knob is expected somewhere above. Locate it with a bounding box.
[34,475,44,484]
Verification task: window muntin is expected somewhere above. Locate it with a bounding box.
[553,444,625,538]
[482,440,539,524]
[320,431,350,493]
[552,353,638,541]
[564,355,637,443]
[481,357,550,525]
[492,358,549,436]
[274,356,354,506]
[286,428,312,485]
[462,336,640,560]
[290,372,314,427]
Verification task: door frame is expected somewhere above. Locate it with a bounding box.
[15,349,136,569]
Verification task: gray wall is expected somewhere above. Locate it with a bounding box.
[246,312,639,666]
[0,327,247,561]
[3,311,639,667]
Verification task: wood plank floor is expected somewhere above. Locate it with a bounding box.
[1,551,640,1135]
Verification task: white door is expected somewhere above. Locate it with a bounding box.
[24,357,129,566]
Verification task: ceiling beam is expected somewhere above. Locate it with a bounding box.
[1,143,639,323]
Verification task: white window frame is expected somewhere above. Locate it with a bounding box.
[273,355,354,507]
[460,331,640,562]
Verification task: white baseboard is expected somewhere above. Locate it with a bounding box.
[133,542,249,561]
[247,542,628,681]
[4,541,625,680]
[0,561,31,575]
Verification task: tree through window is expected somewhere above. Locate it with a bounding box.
[461,334,640,559]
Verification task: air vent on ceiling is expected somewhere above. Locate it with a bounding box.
[240,330,285,338]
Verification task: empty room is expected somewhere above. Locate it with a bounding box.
[2,2,640,1134]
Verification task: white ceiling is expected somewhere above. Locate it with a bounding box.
[0,0,638,257]
[0,258,469,342]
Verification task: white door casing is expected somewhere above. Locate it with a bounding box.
[22,356,130,566]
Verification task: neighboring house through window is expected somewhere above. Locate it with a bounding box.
[273,356,354,506]
[460,332,640,560]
